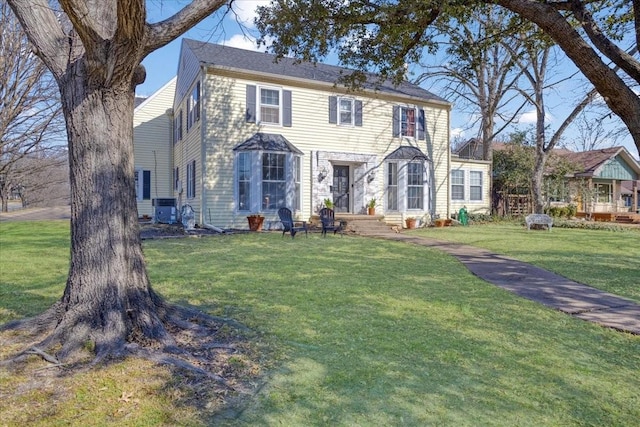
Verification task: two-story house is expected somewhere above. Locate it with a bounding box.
[134,39,478,229]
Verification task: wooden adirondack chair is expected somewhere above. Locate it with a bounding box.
[277,207,308,238]
[319,208,343,237]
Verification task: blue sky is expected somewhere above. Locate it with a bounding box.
[138,1,638,159]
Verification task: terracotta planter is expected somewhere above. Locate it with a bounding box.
[247,215,264,231]
[368,207,375,216]
[405,218,416,229]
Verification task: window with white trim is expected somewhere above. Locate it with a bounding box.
[401,107,416,137]
[260,87,281,124]
[407,162,424,209]
[186,160,196,199]
[386,162,398,211]
[262,153,286,210]
[238,153,251,211]
[470,171,483,201]
[135,168,151,201]
[294,156,301,211]
[236,150,302,212]
[595,182,612,203]
[174,109,183,143]
[339,98,354,125]
[451,170,465,200]
[174,167,180,192]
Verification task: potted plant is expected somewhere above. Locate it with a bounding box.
[405,217,417,229]
[323,198,334,209]
[247,213,264,231]
[367,198,376,215]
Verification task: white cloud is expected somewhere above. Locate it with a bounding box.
[224,34,261,51]
[517,109,555,124]
[451,128,465,139]
[231,1,270,28]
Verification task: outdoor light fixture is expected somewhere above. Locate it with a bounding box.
[318,167,328,182]
[367,170,376,183]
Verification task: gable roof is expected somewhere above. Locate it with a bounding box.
[556,146,640,178]
[182,39,449,105]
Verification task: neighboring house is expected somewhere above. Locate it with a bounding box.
[454,139,640,216]
[557,147,640,215]
[133,40,464,229]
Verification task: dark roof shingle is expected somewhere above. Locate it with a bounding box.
[184,39,448,104]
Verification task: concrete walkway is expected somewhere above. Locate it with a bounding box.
[364,230,640,335]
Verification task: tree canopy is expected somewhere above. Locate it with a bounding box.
[257,0,640,155]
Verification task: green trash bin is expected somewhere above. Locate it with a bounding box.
[458,206,468,226]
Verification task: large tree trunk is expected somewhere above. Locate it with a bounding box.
[531,150,547,214]
[49,64,166,359]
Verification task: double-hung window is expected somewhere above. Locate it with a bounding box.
[186,82,201,131]
[470,171,483,201]
[174,109,183,143]
[186,160,196,199]
[294,156,301,211]
[451,170,465,200]
[260,88,281,124]
[238,153,251,211]
[339,98,354,125]
[407,162,424,209]
[401,107,416,137]
[386,163,398,211]
[262,153,286,210]
[393,106,425,139]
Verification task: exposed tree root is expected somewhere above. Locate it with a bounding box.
[1,298,255,398]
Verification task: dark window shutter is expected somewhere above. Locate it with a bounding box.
[392,106,400,137]
[418,108,425,140]
[143,170,151,200]
[246,85,256,123]
[283,90,292,127]
[328,96,337,124]
[355,100,363,127]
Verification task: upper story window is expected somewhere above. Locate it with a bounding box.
[260,88,280,124]
[401,108,416,137]
[328,96,363,126]
[186,82,201,132]
[392,106,425,139]
[246,85,292,127]
[174,109,183,143]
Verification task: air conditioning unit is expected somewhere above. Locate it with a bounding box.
[153,198,177,224]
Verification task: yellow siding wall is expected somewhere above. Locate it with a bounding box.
[450,157,492,216]
[133,77,176,217]
[200,72,451,228]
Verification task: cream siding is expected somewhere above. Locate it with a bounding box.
[133,77,176,216]
[450,157,492,215]
[200,71,451,229]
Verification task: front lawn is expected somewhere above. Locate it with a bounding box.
[415,222,640,302]
[1,221,638,426]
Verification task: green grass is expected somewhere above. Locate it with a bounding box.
[412,222,640,302]
[1,221,639,426]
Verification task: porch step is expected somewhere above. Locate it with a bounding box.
[616,215,634,223]
[343,216,400,235]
